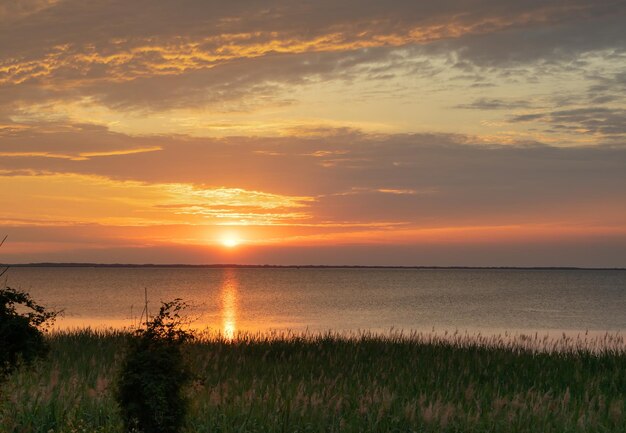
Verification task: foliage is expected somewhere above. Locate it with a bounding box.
[0,286,58,378]
[116,299,194,433]
[1,330,625,432]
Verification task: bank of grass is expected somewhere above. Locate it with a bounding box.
[0,330,624,432]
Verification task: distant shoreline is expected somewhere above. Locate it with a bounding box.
[1,263,624,270]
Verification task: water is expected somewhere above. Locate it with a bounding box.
[4,267,626,335]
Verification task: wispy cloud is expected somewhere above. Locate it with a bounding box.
[2,126,625,231]
[0,146,161,161]
[455,98,533,110]
[509,107,626,138]
[1,0,623,111]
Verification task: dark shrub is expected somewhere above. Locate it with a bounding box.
[117,299,194,433]
[0,286,57,378]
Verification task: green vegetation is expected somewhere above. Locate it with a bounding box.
[0,286,57,379]
[0,237,57,380]
[117,300,193,433]
[0,330,624,433]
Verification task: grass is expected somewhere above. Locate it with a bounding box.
[0,330,624,432]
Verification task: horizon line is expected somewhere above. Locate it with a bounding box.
[1,263,625,271]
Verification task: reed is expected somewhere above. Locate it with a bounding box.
[1,330,624,432]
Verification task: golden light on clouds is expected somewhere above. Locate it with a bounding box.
[0,14,573,87]
[0,146,162,161]
[0,171,313,227]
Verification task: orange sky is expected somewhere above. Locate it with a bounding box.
[1,0,625,266]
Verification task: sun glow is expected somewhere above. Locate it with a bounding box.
[220,234,241,248]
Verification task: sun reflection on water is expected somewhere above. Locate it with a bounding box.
[221,268,238,339]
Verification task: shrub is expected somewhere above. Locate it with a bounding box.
[117,299,194,433]
[0,286,57,378]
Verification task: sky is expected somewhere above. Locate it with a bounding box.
[1,0,625,267]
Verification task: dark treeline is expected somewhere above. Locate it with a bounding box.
[2,263,624,270]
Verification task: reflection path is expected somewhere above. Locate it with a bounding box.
[220,268,239,339]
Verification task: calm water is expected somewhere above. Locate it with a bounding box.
[4,267,626,335]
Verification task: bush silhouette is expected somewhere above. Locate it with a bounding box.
[0,286,57,378]
[117,299,194,433]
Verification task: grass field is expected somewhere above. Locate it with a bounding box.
[0,330,624,432]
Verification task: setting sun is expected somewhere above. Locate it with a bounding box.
[221,235,241,248]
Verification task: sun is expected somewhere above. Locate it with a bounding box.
[220,234,241,248]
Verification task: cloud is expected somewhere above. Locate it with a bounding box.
[428,12,626,68]
[0,0,59,23]
[1,125,625,230]
[0,170,313,228]
[1,0,623,111]
[4,0,610,56]
[1,121,624,264]
[455,98,533,110]
[0,147,161,161]
[0,121,167,159]
[588,70,626,104]
[510,107,626,137]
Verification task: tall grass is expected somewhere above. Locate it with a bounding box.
[1,330,624,432]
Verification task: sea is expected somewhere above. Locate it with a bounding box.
[3,267,626,336]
